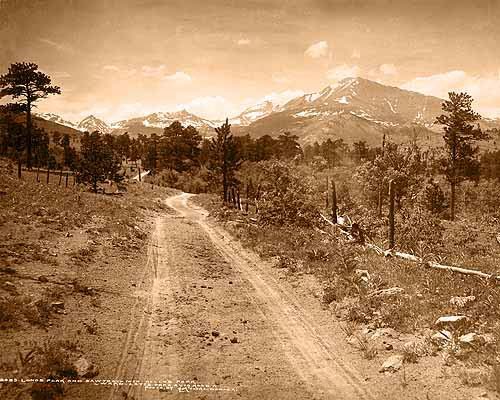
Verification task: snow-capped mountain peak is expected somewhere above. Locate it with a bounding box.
[77,115,112,134]
[35,113,78,129]
[229,100,282,126]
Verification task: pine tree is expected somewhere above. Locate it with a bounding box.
[0,62,61,169]
[209,119,240,203]
[78,131,121,193]
[436,92,487,220]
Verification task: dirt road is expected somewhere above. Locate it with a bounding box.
[110,192,375,399]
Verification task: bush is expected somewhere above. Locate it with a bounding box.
[396,204,444,252]
[256,160,319,227]
[421,178,447,215]
[152,167,212,193]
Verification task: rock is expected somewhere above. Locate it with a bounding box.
[212,330,220,337]
[431,330,452,346]
[435,315,466,326]
[354,269,370,283]
[459,332,478,345]
[379,354,404,373]
[478,333,496,345]
[230,337,238,344]
[367,327,400,340]
[38,276,49,283]
[4,281,16,292]
[51,302,65,310]
[65,232,73,238]
[402,339,428,359]
[385,343,393,351]
[450,296,475,308]
[74,357,99,378]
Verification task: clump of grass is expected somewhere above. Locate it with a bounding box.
[491,362,500,393]
[339,321,356,338]
[0,339,81,400]
[353,334,377,360]
[0,296,23,329]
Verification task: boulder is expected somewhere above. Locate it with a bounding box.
[431,330,452,346]
[379,354,404,373]
[459,332,478,345]
[354,269,370,283]
[74,357,99,378]
[435,315,466,326]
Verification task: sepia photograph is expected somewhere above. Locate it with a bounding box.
[1,0,500,398]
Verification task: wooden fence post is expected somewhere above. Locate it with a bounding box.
[237,189,241,210]
[245,183,249,213]
[36,166,40,182]
[388,179,395,249]
[331,180,337,224]
[46,165,50,184]
[326,176,329,210]
[138,166,142,182]
[58,169,63,185]
[65,173,69,188]
[17,159,21,179]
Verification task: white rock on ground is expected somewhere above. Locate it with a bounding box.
[435,315,466,325]
[379,354,404,373]
[431,330,452,346]
[459,332,477,345]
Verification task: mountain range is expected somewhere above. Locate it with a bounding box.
[34,77,500,146]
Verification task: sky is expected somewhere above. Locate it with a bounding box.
[1,0,500,123]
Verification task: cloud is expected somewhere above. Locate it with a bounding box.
[173,89,304,121]
[272,73,290,84]
[51,71,71,79]
[402,70,500,117]
[163,71,192,84]
[351,49,361,59]
[379,63,397,76]
[237,38,251,46]
[175,96,237,120]
[38,38,74,53]
[256,90,305,107]
[326,64,360,82]
[103,65,120,72]
[305,41,329,59]
[141,64,166,77]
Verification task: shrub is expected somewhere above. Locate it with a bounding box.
[396,204,444,252]
[256,160,319,227]
[421,179,447,215]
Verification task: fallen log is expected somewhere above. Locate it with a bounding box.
[319,213,500,284]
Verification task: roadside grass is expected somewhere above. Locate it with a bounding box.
[0,157,179,398]
[0,338,82,400]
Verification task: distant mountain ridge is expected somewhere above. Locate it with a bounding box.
[111,110,218,137]
[35,77,500,145]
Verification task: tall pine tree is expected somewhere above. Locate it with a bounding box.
[0,62,61,169]
[209,119,240,203]
[436,92,487,220]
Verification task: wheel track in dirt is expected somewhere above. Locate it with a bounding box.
[107,218,159,400]
[166,193,375,400]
